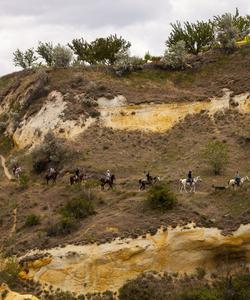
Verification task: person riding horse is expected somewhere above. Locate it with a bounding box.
[101,170,115,190]
[75,167,80,179]
[235,171,241,186]
[48,167,56,176]
[146,171,153,183]
[187,170,193,184]
[105,170,111,181]
[12,162,21,177]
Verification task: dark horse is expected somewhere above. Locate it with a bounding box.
[100,174,116,190]
[70,174,85,185]
[45,171,59,185]
[139,173,160,190]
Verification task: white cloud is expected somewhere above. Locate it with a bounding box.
[0,0,250,76]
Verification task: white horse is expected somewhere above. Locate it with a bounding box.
[179,176,202,193]
[228,176,249,190]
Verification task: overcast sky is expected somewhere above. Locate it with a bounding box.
[1,0,250,76]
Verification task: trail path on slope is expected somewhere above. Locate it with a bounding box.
[0,155,17,236]
[0,155,12,180]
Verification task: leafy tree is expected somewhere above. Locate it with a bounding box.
[231,8,250,39]
[214,12,239,52]
[68,38,95,65]
[52,44,73,67]
[37,41,54,66]
[69,34,131,65]
[144,51,151,61]
[202,140,229,175]
[167,20,215,55]
[163,40,188,69]
[13,48,38,69]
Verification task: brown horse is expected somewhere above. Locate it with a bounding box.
[70,173,85,185]
[100,174,116,190]
[139,175,160,190]
[45,171,59,185]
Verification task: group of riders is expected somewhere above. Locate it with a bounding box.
[186,170,242,186]
[12,161,244,189]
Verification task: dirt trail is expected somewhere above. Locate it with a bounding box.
[0,155,17,236]
[0,155,12,180]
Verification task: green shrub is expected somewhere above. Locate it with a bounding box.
[0,136,13,154]
[52,44,73,67]
[113,52,144,76]
[180,287,222,300]
[163,40,188,69]
[147,183,177,210]
[0,256,20,289]
[214,13,239,52]
[119,274,167,300]
[46,216,76,236]
[32,131,71,173]
[202,140,229,175]
[25,214,40,227]
[19,173,29,189]
[60,197,95,220]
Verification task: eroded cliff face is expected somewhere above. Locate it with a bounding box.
[6,88,250,149]
[19,223,250,295]
[100,90,250,132]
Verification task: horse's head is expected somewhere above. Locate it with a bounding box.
[245,176,250,182]
[195,176,202,182]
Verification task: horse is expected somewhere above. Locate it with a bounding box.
[70,173,85,185]
[139,175,160,190]
[45,170,59,185]
[100,174,116,190]
[228,176,249,190]
[179,176,202,193]
[13,166,22,179]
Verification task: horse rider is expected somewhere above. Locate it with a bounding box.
[187,170,193,184]
[75,167,80,179]
[48,166,56,176]
[146,171,152,183]
[235,171,241,186]
[12,162,18,175]
[105,169,111,181]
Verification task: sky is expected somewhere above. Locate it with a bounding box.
[0,0,250,76]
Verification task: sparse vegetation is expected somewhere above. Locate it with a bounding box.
[18,172,29,189]
[202,140,229,175]
[0,256,21,290]
[25,214,40,227]
[119,271,250,300]
[113,52,144,76]
[146,183,177,210]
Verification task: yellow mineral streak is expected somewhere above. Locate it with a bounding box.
[0,283,39,300]
[22,223,250,295]
[100,92,250,132]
